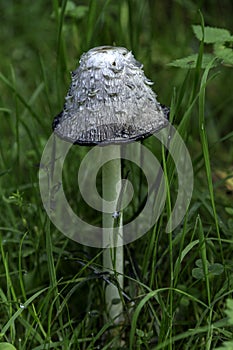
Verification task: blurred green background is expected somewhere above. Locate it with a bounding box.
[0,0,232,182]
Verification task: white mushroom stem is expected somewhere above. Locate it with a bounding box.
[102,145,124,323]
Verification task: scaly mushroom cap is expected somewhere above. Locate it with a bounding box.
[53,46,169,145]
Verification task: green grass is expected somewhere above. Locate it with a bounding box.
[1,1,233,349]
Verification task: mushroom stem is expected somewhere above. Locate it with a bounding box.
[102,145,124,323]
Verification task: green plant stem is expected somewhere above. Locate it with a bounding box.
[102,145,124,323]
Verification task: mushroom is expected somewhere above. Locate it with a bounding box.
[53,46,168,145]
[52,46,169,325]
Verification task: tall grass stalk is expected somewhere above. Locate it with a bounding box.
[198,60,224,266]
[161,142,173,349]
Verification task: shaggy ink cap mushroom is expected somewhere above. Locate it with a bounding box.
[53,46,169,145]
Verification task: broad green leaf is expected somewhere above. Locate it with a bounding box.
[168,54,218,69]
[136,329,145,337]
[0,344,17,350]
[192,260,224,279]
[225,299,233,324]
[51,1,88,20]
[195,259,209,268]
[208,263,224,276]
[214,43,233,65]
[225,207,233,216]
[192,25,233,43]
[216,341,233,350]
[192,267,204,279]
[65,2,88,19]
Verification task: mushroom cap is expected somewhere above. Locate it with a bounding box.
[53,46,169,145]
